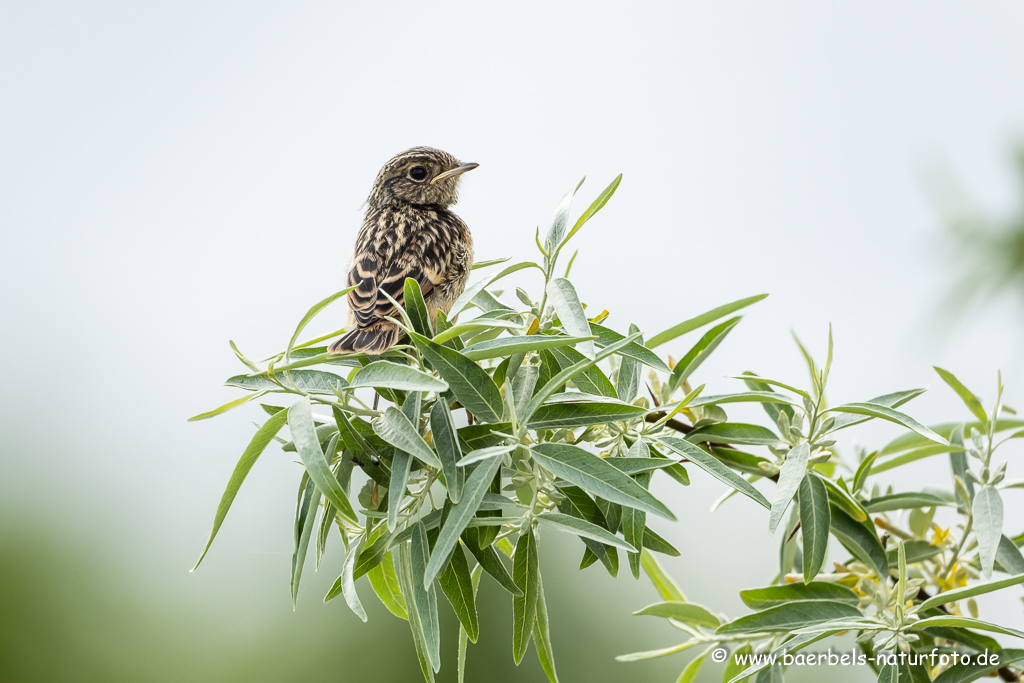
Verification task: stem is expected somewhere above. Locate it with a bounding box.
[945,516,973,575]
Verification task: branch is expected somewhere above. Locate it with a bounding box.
[644,411,693,434]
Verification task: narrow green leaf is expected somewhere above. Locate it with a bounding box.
[616,346,642,404]
[547,278,595,358]
[817,475,868,522]
[641,550,687,601]
[623,452,651,579]
[633,602,720,629]
[669,317,741,392]
[437,543,479,642]
[921,626,1002,654]
[226,369,347,395]
[615,641,699,663]
[520,332,642,426]
[424,456,504,587]
[533,575,560,683]
[556,485,618,577]
[826,403,948,446]
[188,390,268,421]
[388,450,412,532]
[347,362,448,393]
[512,528,540,665]
[285,285,358,363]
[547,345,617,398]
[536,512,636,551]
[864,492,951,512]
[716,600,862,634]
[910,615,1024,640]
[769,443,809,535]
[739,582,858,610]
[870,445,960,475]
[880,419,1024,455]
[676,646,714,683]
[457,443,516,466]
[934,367,989,426]
[918,571,1024,612]
[512,363,539,422]
[853,451,880,492]
[997,534,1024,575]
[397,542,436,682]
[280,422,337,453]
[544,184,578,255]
[333,408,392,488]
[410,332,503,423]
[410,522,441,672]
[431,318,523,345]
[471,256,511,270]
[531,442,675,520]
[657,437,770,510]
[706,447,770,477]
[458,422,513,451]
[450,261,539,319]
[647,294,768,350]
[827,388,927,433]
[528,400,646,429]
[590,322,669,373]
[799,472,830,582]
[877,663,898,683]
[404,277,433,337]
[886,539,941,565]
[288,398,358,524]
[951,425,974,506]
[685,391,800,408]
[463,537,522,596]
[722,643,753,682]
[606,457,675,476]
[684,423,780,446]
[368,550,407,620]
[290,473,321,607]
[931,649,1024,683]
[316,498,336,571]
[339,534,368,622]
[734,372,810,400]
[192,409,289,570]
[829,507,888,576]
[460,334,595,361]
[561,173,622,247]
[974,486,1004,578]
[373,406,440,470]
[642,526,681,557]
[430,402,464,503]
[457,566,483,683]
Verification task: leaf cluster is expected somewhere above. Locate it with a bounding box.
[192,177,1024,683]
[620,336,1024,683]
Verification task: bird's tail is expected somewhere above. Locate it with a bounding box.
[328,321,400,355]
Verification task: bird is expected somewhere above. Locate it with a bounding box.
[328,147,479,355]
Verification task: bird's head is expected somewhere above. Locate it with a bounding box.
[367,146,478,208]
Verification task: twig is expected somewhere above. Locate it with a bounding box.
[644,412,691,434]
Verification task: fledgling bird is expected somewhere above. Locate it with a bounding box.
[328,147,478,355]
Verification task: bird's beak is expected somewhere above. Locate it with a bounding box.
[431,162,479,185]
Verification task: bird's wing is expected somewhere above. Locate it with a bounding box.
[346,245,445,329]
[346,253,381,329]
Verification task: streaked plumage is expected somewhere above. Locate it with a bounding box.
[329,147,478,355]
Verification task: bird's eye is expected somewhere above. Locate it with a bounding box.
[409,166,428,181]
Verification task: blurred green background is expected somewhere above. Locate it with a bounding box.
[2,2,1023,681]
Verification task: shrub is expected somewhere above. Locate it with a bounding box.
[192,177,1024,682]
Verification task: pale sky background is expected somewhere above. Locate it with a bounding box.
[2,3,1024,681]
